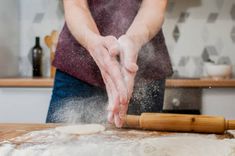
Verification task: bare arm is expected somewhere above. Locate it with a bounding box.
[116,0,168,125]
[63,0,128,128]
[63,0,100,50]
[125,0,167,48]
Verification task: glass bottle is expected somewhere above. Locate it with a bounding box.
[32,37,43,77]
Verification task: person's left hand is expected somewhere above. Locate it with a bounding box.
[108,35,141,127]
[119,35,140,117]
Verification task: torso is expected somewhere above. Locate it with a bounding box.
[53,0,173,87]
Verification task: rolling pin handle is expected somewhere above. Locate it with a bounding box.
[226,120,235,130]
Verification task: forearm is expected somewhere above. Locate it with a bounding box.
[63,0,100,50]
[126,0,167,48]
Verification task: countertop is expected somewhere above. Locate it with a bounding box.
[0,123,57,141]
[1,78,235,88]
[0,123,235,156]
[0,123,233,141]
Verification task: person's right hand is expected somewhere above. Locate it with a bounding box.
[87,35,128,128]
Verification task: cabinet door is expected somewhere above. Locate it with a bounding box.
[202,88,235,119]
[0,88,52,123]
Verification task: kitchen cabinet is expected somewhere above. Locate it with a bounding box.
[0,88,52,123]
[202,88,235,120]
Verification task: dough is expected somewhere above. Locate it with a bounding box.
[55,124,105,135]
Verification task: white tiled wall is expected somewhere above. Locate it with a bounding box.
[163,0,235,77]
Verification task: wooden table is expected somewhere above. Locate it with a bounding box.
[0,123,57,141]
[0,123,234,142]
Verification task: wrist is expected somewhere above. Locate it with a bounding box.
[84,32,102,52]
[125,26,150,49]
[123,34,145,51]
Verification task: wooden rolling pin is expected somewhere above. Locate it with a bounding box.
[123,113,235,134]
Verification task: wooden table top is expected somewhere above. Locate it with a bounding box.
[0,123,234,142]
[0,123,57,141]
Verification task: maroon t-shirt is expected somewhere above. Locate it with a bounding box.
[53,0,173,87]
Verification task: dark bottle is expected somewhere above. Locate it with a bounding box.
[32,37,43,77]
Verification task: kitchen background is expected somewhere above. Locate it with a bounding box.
[0,0,235,78]
[0,0,235,123]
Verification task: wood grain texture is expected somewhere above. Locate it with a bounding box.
[0,123,58,141]
[0,78,53,87]
[125,113,235,134]
[166,79,235,88]
[0,78,235,88]
[0,123,234,144]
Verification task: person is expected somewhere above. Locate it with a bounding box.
[46,0,173,127]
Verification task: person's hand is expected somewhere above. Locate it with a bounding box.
[87,35,128,127]
[119,34,140,109]
[112,35,140,126]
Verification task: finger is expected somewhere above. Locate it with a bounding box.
[119,104,128,119]
[101,52,128,105]
[108,44,120,57]
[106,75,120,113]
[104,36,120,57]
[124,62,139,73]
[107,112,114,124]
[93,46,128,112]
[104,73,120,124]
[109,64,128,105]
[103,76,114,124]
[121,68,134,99]
[114,113,123,128]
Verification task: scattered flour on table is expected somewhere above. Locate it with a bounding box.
[1,129,235,156]
[55,124,105,135]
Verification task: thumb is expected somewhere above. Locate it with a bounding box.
[124,62,138,73]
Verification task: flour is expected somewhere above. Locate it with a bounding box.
[1,129,235,156]
[55,124,105,135]
[51,96,108,124]
[138,137,235,156]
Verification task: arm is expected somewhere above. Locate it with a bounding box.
[117,0,168,126]
[63,0,99,49]
[63,0,128,128]
[125,0,167,49]
[118,0,168,71]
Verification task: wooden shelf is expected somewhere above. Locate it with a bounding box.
[0,78,53,87]
[0,78,235,88]
[166,79,235,88]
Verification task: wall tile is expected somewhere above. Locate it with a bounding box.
[178,12,190,23]
[216,0,224,10]
[231,26,235,42]
[166,0,175,13]
[207,13,218,23]
[33,13,45,23]
[201,26,210,42]
[231,4,235,20]
[173,25,180,42]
